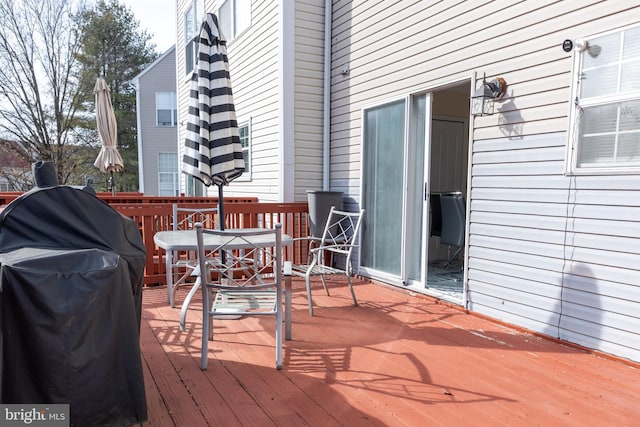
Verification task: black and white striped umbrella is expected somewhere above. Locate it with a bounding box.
[183,13,244,228]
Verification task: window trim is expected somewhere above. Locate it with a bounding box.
[566,23,640,175]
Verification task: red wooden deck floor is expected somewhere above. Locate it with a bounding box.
[139,278,640,426]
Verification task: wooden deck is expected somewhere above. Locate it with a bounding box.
[140,278,640,426]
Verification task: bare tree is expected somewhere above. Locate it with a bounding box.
[0,0,91,186]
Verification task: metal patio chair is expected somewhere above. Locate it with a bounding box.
[193,223,286,370]
[291,206,365,316]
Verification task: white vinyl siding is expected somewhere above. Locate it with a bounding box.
[176,0,326,202]
[224,0,281,201]
[468,131,640,361]
[177,0,283,200]
[293,0,325,201]
[332,1,640,363]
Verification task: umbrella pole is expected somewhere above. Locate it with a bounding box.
[110,171,116,196]
[218,183,226,266]
[218,184,224,231]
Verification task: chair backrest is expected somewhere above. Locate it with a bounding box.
[173,204,218,231]
[439,193,465,247]
[195,223,283,291]
[320,207,365,258]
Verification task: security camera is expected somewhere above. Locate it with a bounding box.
[562,39,573,52]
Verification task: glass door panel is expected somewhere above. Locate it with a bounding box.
[361,95,431,282]
[361,100,405,275]
[405,94,430,284]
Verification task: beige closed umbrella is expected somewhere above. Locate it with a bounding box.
[93,77,123,195]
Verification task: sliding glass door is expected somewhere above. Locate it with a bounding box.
[361,94,431,285]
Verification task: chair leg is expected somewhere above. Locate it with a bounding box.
[201,284,210,370]
[179,277,202,332]
[443,245,463,268]
[275,290,283,370]
[170,267,193,308]
[305,272,314,316]
[346,273,358,307]
[320,274,330,296]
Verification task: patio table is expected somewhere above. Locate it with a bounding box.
[154,228,293,339]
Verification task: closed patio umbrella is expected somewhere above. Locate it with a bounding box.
[93,77,123,195]
[182,13,245,230]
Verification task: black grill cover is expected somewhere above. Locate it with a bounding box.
[0,186,147,426]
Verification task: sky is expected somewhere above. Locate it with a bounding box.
[120,0,176,54]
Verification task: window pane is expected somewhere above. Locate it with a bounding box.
[617,133,640,162]
[158,153,177,173]
[581,64,618,98]
[243,151,249,172]
[238,123,250,174]
[623,26,640,60]
[619,101,640,131]
[581,104,618,134]
[361,100,405,274]
[156,92,172,108]
[159,153,178,196]
[219,0,231,39]
[156,92,176,126]
[239,125,249,148]
[185,5,195,41]
[583,33,619,69]
[621,60,640,93]
[236,0,251,35]
[578,135,615,166]
[157,110,173,126]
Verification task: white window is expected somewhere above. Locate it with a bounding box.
[217,0,251,41]
[158,153,179,196]
[568,24,640,173]
[238,119,251,179]
[184,0,204,75]
[156,92,177,126]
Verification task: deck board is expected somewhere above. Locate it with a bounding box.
[139,278,640,426]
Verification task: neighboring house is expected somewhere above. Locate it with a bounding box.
[132,46,179,196]
[176,1,640,363]
[0,140,31,191]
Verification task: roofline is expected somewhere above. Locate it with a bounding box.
[131,45,176,84]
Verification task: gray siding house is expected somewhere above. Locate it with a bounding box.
[133,46,179,196]
[176,1,640,364]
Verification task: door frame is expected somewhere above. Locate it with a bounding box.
[358,78,473,306]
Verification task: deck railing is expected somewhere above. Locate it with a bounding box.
[0,192,310,287]
[114,201,310,286]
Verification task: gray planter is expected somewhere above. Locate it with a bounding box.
[307,190,343,237]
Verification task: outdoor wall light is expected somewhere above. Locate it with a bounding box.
[471,75,507,116]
